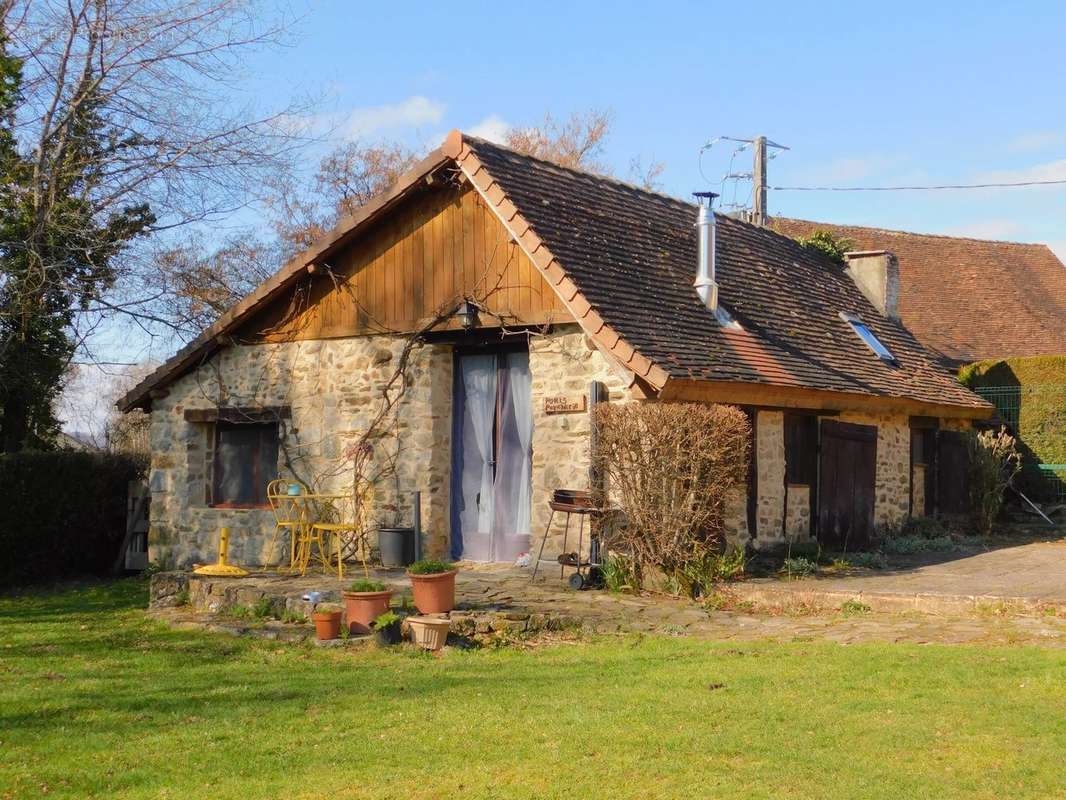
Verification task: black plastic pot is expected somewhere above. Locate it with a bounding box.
[378,526,415,568]
[373,620,403,646]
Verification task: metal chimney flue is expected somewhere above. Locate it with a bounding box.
[693,191,719,312]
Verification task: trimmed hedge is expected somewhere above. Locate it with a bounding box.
[959,356,1066,465]
[0,452,144,586]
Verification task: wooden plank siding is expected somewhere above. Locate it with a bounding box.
[238,184,571,342]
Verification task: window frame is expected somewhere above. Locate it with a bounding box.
[209,421,279,509]
[840,312,898,365]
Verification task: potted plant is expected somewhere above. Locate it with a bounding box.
[371,610,403,645]
[407,559,458,614]
[406,616,452,651]
[311,603,342,641]
[342,579,393,634]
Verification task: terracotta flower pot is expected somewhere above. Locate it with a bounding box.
[407,569,457,614]
[312,610,342,641]
[342,590,392,635]
[407,616,452,651]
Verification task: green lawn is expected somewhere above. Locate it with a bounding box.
[1,581,1064,800]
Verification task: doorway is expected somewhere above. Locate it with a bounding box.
[450,348,532,561]
[818,420,878,550]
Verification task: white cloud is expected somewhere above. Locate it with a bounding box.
[466,114,510,144]
[978,158,1066,186]
[290,96,447,141]
[1006,131,1066,154]
[787,154,911,186]
[340,96,446,139]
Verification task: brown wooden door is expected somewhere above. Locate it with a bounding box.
[818,420,878,550]
[937,431,970,516]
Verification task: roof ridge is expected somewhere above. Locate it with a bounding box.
[773,215,1055,250]
[461,132,699,209]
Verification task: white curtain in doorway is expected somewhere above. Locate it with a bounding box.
[459,355,496,561]
[494,352,532,561]
[507,352,532,540]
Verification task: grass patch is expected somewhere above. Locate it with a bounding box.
[1,581,1065,799]
[841,599,872,616]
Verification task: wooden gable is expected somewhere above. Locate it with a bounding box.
[239,183,571,342]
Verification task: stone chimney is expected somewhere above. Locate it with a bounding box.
[843,250,900,322]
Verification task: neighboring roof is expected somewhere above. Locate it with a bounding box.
[771,218,1066,364]
[120,131,988,415]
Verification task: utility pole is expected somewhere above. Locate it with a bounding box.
[701,135,788,227]
[752,135,768,227]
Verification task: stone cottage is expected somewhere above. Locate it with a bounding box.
[118,131,991,569]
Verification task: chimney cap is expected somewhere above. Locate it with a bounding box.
[693,191,719,202]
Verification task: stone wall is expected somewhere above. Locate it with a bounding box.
[148,335,454,568]
[784,485,811,540]
[751,409,917,547]
[147,323,630,569]
[755,411,786,542]
[145,319,973,566]
[529,328,634,556]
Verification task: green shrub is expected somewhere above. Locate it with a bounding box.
[899,516,950,539]
[780,557,816,578]
[374,610,401,628]
[252,596,275,619]
[348,579,388,593]
[841,599,871,615]
[407,559,455,575]
[796,230,853,264]
[959,356,1066,468]
[847,551,888,570]
[602,553,639,594]
[0,452,144,586]
[881,535,957,554]
[677,547,747,597]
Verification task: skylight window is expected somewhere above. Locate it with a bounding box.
[840,312,897,364]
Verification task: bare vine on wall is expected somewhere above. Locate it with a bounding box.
[187,227,554,535]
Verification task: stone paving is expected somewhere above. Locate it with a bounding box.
[149,552,1066,648]
[735,536,1066,614]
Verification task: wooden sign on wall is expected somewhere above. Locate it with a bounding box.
[544,395,587,415]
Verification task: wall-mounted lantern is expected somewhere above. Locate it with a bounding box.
[456,299,479,331]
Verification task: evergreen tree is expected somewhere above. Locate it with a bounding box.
[0,32,152,451]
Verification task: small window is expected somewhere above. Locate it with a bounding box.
[211,422,279,507]
[840,312,897,364]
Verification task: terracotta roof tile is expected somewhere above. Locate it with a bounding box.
[772,218,1066,364]
[464,137,985,410]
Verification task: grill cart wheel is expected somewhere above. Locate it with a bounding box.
[568,572,586,591]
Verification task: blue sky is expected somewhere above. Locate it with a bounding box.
[244,0,1066,253]
[66,0,1066,434]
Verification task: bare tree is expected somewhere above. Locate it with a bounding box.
[0,0,306,448]
[628,155,666,192]
[268,140,419,254]
[504,109,613,172]
[150,231,279,334]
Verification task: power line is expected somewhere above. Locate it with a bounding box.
[771,177,1066,192]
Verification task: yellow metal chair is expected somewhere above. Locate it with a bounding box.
[307,485,373,580]
[266,479,309,571]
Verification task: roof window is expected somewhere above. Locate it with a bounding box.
[840,312,897,364]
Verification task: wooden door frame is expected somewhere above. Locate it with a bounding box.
[818,419,878,550]
[449,342,530,559]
